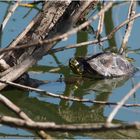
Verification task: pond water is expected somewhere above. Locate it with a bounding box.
[0,1,140,139]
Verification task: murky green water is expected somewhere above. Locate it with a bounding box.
[0,1,140,139]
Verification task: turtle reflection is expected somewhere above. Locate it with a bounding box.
[58,75,130,123]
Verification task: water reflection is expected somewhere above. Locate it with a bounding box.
[1,74,140,138]
[59,75,130,122]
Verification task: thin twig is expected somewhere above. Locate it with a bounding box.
[97,12,104,38]
[1,0,21,31]
[0,2,113,55]
[1,11,140,55]
[96,1,105,46]
[50,11,140,54]
[106,82,140,124]
[0,79,140,107]
[0,94,51,139]
[8,13,41,49]
[0,115,140,132]
[119,0,136,54]
[0,94,31,121]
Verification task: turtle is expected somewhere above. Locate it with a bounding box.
[69,52,137,78]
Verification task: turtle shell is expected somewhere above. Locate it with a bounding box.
[86,52,135,77]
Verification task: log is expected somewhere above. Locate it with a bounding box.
[0,0,98,90]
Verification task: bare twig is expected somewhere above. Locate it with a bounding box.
[97,12,104,38]
[107,13,140,39]
[8,13,41,49]
[106,82,140,124]
[1,11,140,56]
[0,115,140,132]
[96,1,105,45]
[0,79,140,108]
[119,0,136,54]
[0,1,113,55]
[0,94,31,121]
[0,94,51,139]
[1,0,21,31]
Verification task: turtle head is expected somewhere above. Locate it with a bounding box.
[69,58,84,75]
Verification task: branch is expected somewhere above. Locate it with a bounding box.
[1,0,21,31]
[0,2,113,55]
[119,0,136,54]
[0,94,51,139]
[1,115,140,132]
[106,82,140,124]
[0,79,140,108]
[0,1,72,90]
[1,11,140,56]
[96,1,105,45]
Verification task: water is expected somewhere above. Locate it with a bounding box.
[0,1,140,139]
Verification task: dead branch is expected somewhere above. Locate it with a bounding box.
[0,94,51,139]
[1,0,21,31]
[106,82,140,124]
[0,1,112,55]
[119,0,136,54]
[0,115,140,132]
[0,0,72,89]
[0,1,97,91]
[1,79,140,108]
[1,10,140,56]
[96,1,105,46]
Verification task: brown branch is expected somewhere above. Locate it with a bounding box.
[0,94,51,138]
[50,11,140,54]
[106,82,140,124]
[0,94,31,121]
[119,0,136,54]
[0,115,140,132]
[8,12,42,49]
[0,79,140,108]
[0,94,51,139]
[96,1,105,43]
[0,1,72,89]
[1,11,140,56]
[0,1,113,55]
